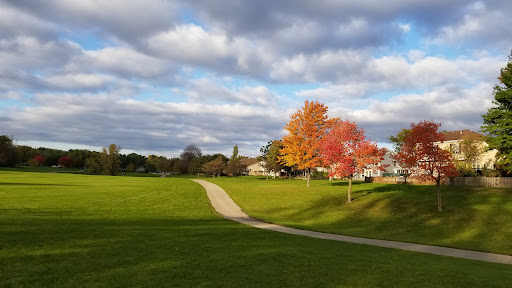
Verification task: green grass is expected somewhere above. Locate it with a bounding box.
[1,171,512,287]
[0,166,83,173]
[205,176,512,255]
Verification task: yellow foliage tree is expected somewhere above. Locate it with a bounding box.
[279,100,338,187]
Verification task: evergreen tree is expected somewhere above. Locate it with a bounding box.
[481,50,512,174]
[0,135,17,167]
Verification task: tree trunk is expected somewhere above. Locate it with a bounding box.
[347,176,352,203]
[307,169,311,187]
[437,180,442,212]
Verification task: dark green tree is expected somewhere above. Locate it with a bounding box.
[388,128,411,153]
[226,144,247,177]
[0,135,17,167]
[260,140,284,179]
[389,128,413,182]
[179,144,202,174]
[481,50,512,174]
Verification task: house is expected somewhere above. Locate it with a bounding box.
[362,149,409,178]
[435,130,497,173]
[246,159,283,177]
[245,159,265,176]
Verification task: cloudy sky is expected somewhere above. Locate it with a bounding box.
[1,0,511,157]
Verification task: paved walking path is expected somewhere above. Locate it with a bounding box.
[192,179,512,265]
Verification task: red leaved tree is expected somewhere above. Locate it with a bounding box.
[33,156,45,166]
[58,156,73,168]
[321,120,385,203]
[396,121,458,211]
[279,100,339,187]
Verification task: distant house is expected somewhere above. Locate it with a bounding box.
[246,159,285,177]
[242,158,264,176]
[435,130,497,173]
[362,149,409,178]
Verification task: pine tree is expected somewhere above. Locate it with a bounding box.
[481,50,512,174]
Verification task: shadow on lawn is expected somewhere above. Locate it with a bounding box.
[255,183,512,256]
[2,216,511,288]
[0,182,84,187]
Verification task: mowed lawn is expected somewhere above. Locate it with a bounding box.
[206,176,512,255]
[1,172,512,287]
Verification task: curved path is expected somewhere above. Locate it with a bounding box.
[192,179,512,265]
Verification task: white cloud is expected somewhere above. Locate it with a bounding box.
[2,0,512,157]
[398,23,411,33]
[79,47,173,79]
[43,73,113,90]
[0,91,23,100]
[431,1,511,49]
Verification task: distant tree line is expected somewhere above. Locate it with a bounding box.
[0,137,239,176]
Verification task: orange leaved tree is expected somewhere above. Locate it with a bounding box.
[321,120,384,203]
[396,121,458,211]
[279,100,338,187]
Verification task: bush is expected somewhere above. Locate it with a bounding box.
[311,170,328,180]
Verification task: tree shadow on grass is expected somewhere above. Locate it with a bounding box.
[0,182,84,187]
[329,181,365,187]
[2,216,511,288]
[252,182,512,256]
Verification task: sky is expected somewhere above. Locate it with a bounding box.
[1,0,511,158]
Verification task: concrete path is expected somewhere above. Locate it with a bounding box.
[192,179,512,265]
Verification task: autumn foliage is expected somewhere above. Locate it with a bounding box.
[58,156,73,168]
[396,121,457,211]
[32,156,45,166]
[279,100,339,187]
[202,156,227,177]
[321,120,384,202]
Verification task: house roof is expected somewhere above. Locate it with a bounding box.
[442,130,483,141]
[241,158,260,166]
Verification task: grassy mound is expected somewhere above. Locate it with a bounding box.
[207,176,512,255]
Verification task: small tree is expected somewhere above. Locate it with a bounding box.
[389,128,413,183]
[86,157,101,175]
[58,156,73,168]
[226,145,248,176]
[125,162,136,172]
[203,156,227,177]
[260,140,284,179]
[481,50,512,175]
[279,100,339,187]
[99,144,121,176]
[321,120,384,203]
[453,138,483,176]
[31,156,45,166]
[396,121,458,211]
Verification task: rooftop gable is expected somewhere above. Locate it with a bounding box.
[442,130,483,141]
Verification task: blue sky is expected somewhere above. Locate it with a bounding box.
[1,0,511,157]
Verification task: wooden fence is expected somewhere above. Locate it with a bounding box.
[368,176,512,188]
[448,177,512,188]
[366,176,436,185]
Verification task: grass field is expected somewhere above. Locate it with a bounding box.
[206,176,512,255]
[0,166,84,173]
[1,171,512,287]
